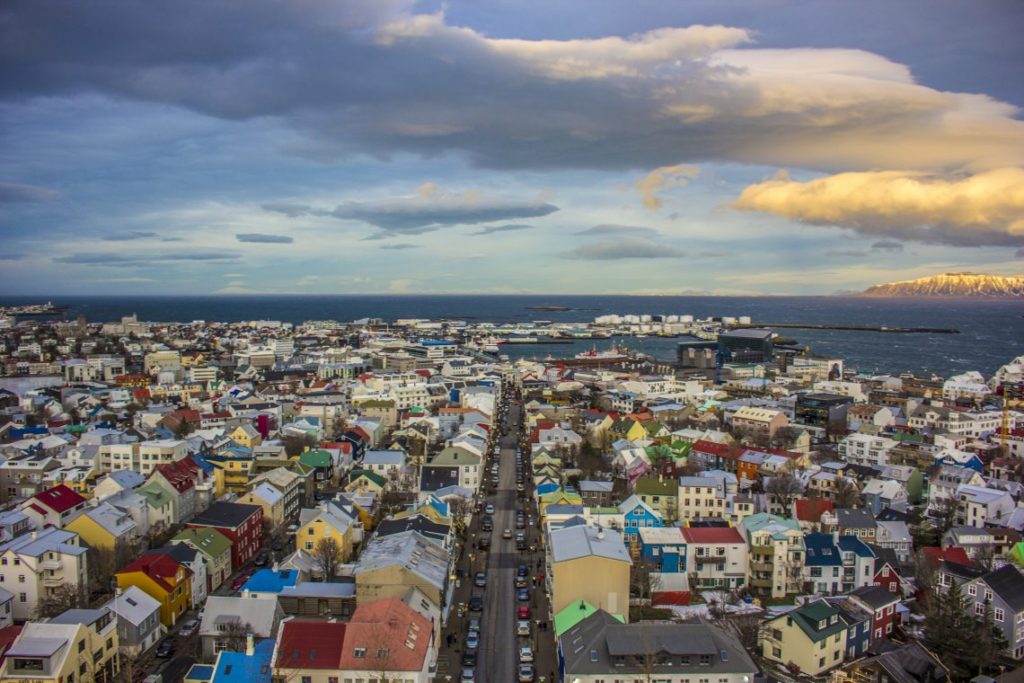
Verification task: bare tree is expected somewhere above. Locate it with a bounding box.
[929,495,960,536]
[217,620,254,653]
[313,536,344,582]
[911,549,937,601]
[833,477,861,508]
[765,473,803,512]
[36,583,87,619]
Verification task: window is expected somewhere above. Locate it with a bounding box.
[772,647,781,658]
[968,584,977,596]
[17,575,24,584]
[976,603,986,617]
[986,590,994,602]
[995,608,1005,622]
[353,648,366,658]
[301,678,312,683]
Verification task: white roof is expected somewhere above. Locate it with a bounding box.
[249,482,284,506]
[109,585,160,625]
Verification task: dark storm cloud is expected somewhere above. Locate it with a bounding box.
[377,243,419,250]
[471,224,535,235]
[575,224,660,238]
[54,251,241,266]
[102,231,157,241]
[0,182,60,203]
[236,233,294,243]
[560,238,684,260]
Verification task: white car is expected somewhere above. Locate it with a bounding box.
[516,620,530,637]
[178,619,198,637]
[519,646,534,663]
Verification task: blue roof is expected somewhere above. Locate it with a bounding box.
[803,532,842,567]
[536,482,560,495]
[837,535,875,558]
[185,665,214,682]
[211,639,273,683]
[241,568,299,594]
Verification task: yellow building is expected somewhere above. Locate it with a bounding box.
[116,552,193,626]
[239,482,287,529]
[548,525,631,622]
[0,608,120,683]
[297,504,356,562]
[65,502,138,551]
[229,423,263,449]
[761,599,847,676]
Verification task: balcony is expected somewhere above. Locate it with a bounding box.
[40,559,62,571]
[750,577,773,588]
[751,561,774,572]
[42,575,64,586]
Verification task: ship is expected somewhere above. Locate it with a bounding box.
[574,345,629,360]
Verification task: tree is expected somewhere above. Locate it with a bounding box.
[313,536,344,582]
[929,495,960,537]
[629,559,663,603]
[36,583,87,619]
[765,473,803,512]
[282,433,316,457]
[911,549,936,601]
[833,477,861,508]
[217,619,254,653]
[923,580,993,679]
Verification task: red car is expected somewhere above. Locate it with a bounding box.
[517,606,531,620]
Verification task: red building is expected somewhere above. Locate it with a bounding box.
[873,559,903,596]
[187,501,263,569]
[848,585,901,640]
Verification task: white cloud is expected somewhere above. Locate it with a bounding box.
[635,164,699,209]
[560,238,684,259]
[734,167,1024,246]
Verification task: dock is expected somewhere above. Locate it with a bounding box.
[729,323,959,334]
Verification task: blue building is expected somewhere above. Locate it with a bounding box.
[804,532,844,594]
[615,495,663,543]
[210,638,274,683]
[638,526,686,572]
[241,568,300,595]
[827,598,873,661]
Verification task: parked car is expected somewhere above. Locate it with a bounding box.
[515,531,525,542]
[516,588,530,602]
[155,639,174,658]
[518,663,535,682]
[466,631,479,650]
[519,646,534,663]
[178,619,198,637]
[462,652,477,668]
[485,504,495,514]
[468,618,481,634]
[461,667,476,683]
[515,575,527,588]
[478,536,491,551]
[516,620,531,636]
[253,552,268,567]
[469,595,483,612]
[474,572,487,588]
[518,606,531,620]
[516,540,527,551]
[517,564,528,577]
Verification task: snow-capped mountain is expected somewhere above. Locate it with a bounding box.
[860,272,1024,297]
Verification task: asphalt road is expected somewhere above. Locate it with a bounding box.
[480,403,522,682]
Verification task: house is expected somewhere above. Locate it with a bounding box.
[836,507,877,543]
[873,554,905,596]
[861,479,909,515]
[802,532,875,594]
[761,598,848,676]
[338,598,435,683]
[638,527,686,573]
[241,569,299,598]
[548,525,632,621]
[955,484,1015,527]
[200,594,283,662]
[115,551,193,627]
[825,598,873,662]
[875,520,913,564]
[187,501,264,569]
[680,526,748,591]
[277,582,356,621]
[147,458,204,524]
[297,502,358,566]
[793,498,837,532]
[228,423,262,450]
[741,513,805,598]
[732,405,789,439]
[238,483,287,531]
[170,527,233,592]
[677,476,728,522]
[0,527,89,622]
[0,608,120,683]
[19,485,87,530]
[834,641,949,683]
[956,564,1024,660]
[108,585,164,655]
[65,501,139,553]
[560,610,758,683]
[848,585,901,641]
[354,531,450,610]
[634,476,678,520]
[361,450,407,482]
[247,467,303,526]
[210,638,274,683]
[578,480,615,507]
[151,543,208,608]
[271,619,347,683]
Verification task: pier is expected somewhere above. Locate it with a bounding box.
[729,323,959,334]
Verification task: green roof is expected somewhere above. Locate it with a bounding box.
[554,600,624,636]
[171,527,232,559]
[634,476,678,497]
[136,482,171,508]
[892,431,925,444]
[348,469,386,487]
[298,449,332,467]
[359,399,396,408]
[783,600,847,643]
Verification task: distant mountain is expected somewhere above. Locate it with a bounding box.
[860,272,1024,297]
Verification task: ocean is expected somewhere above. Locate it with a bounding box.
[3,295,1022,378]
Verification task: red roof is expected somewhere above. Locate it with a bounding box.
[152,459,198,493]
[118,552,191,592]
[691,440,731,457]
[922,546,973,569]
[321,442,352,454]
[0,625,24,660]
[681,527,744,544]
[794,498,834,523]
[132,388,151,401]
[275,620,346,670]
[31,485,85,514]
[340,598,432,671]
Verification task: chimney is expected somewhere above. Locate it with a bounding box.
[246,632,254,656]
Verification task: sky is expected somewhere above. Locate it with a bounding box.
[1,0,1023,296]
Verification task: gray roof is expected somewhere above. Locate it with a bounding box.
[550,525,631,565]
[560,610,758,677]
[279,582,355,598]
[354,530,449,591]
[199,595,282,638]
[108,586,161,626]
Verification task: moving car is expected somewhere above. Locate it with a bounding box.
[462,652,477,668]
[516,620,531,637]
[469,595,483,612]
[503,528,513,539]
[519,646,534,663]
[518,606,531,619]
[517,564,528,577]
[461,667,476,683]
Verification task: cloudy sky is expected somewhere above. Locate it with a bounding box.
[2,0,1022,296]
